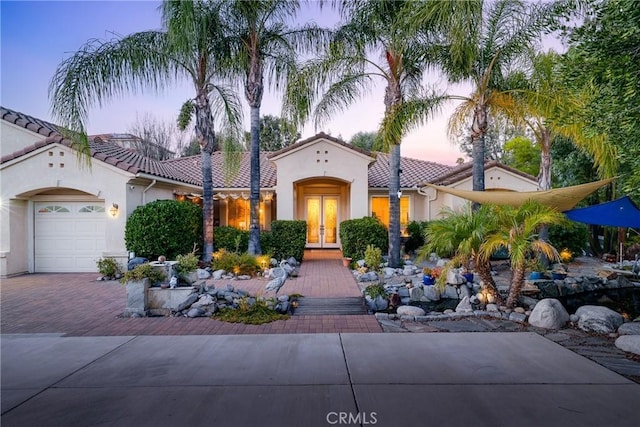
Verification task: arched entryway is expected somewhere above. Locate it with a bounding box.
[294,178,350,249]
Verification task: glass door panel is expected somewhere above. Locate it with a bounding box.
[305,196,340,248]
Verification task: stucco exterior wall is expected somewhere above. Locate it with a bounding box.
[271,138,374,220]
[0,121,48,158]
[0,199,28,276]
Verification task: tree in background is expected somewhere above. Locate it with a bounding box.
[243,115,301,151]
[502,136,540,177]
[50,0,243,263]
[127,112,188,160]
[349,131,384,152]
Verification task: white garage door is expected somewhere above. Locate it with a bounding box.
[35,202,106,272]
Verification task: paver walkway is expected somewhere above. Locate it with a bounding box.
[0,250,381,336]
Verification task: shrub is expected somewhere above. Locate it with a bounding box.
[363,284,386,300]
[260,230,275,255]
[404,221,429,254]
[120,263,166,285]
[125,200,202,260]
[214,298,289,324]
[364,244,383,271]
[214,226,249,253]
[96,257,122,279]
[270,220,307,261]
[175,252,199,275]
[212,249,261,275]
[339,216,388,261]
[549,222,589,256]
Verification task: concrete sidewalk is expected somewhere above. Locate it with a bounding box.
[2,332,639,427]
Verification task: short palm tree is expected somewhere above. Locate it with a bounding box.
[419,204,502,304]
[223,0,328,255]
[286,0,448,267]
[479,201,566,308]
[49,0,243,262]
[442,0,574,194]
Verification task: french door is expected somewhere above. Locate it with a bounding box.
[305,196,339,248]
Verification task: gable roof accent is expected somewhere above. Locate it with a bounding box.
[368,153,453,188]
[268,131,374,160]
[430,160,537,186]
[1,106,60,138]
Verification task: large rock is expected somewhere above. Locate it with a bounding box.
[575,305,624,334]
[191,294,214,308]
[455,296,473,313]
[212,269,225,280]
[175,293,199,312]
[127,257,148,271]
[535,280,560,298]
[197,268,211,279]
[528,298,570,329]
[397,287,410,298]
[396,305,426,317]
[614,335,640,356]
[187,307,205,318]
[123,278,150,317]
[409,286,424,302]
[423,285,440,301]
[618,322,640,335]
[442,284,470,300]
[383,267,395,279]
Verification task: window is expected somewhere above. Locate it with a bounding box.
[38,205,70,213]
[227,199,266,230]
[370,196,410,235]
[79,205,105,213]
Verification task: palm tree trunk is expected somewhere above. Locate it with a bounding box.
[471,102,487,209]
[474,256,502,305]
[388,142,401,267]
[246,45,263,256]
[195,93,218,263]
[538,127,552,265]
[248,105,262,255]
[506,263,526,308]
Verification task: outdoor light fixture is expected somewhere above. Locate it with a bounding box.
[109,203,119,217]
[397,190,402,199]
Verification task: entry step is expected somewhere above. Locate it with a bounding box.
[293,297,367,316]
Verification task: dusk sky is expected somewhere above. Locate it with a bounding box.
[1,1,560,165]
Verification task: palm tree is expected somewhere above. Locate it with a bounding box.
[286,0,449,267]
[419,204,502,304]
[442,0,574,195]
[223,0,328,255]
[49,0,242,263]
[479,201,566,308]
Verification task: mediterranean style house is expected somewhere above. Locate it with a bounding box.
[0,106,539,276]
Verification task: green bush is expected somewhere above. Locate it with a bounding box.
[364,244,383,271]
[96,257,122,279]
[260,230,275,255]
[339,216,388,261]
[549,222,589,256]
[404,221,429,254]
[214,226,249,253]
[270,220,307,261]
[175,252,199,275]
[120,263,166,285]
[125,200,202,260]
[212,249,261,275]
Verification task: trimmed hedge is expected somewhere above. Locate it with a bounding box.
[339,216,388,261]
[214,226,249,253]
[270,220,307,261]
[125,200,202,260]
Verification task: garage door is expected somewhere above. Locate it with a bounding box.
[35,202,106,272]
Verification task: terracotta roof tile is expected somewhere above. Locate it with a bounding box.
[368,153,454,188]
[1,106,60,138]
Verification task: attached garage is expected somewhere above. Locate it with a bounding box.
[34,201,106,272]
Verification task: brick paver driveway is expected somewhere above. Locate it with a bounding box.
[1,251,381,336]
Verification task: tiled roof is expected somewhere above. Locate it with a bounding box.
[164,152,277,188]
[4,106,526,190]
[1,106,60,138]
[368,153,454,188]
[431,160,536,186]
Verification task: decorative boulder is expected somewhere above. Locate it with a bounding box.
[175,293,199,312]
[528,298,569,329]
[423,285,440,301]
[187,307,205,318]
[197,268,211,279]
[212,269,225,280]
[618,322,640,335]
[191,294,214,308]
[383,267,395,279]
[127,257,148,271]
[287,257,298,266]
[575,305,624,334]
[455,296,473,313]
[396,305,426,317]
[614,335,640,356]
[409,286,424,302]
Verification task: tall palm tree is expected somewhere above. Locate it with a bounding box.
[419,204,502,304]
[286,0,449,267]
[479,201,566,308]
[443,0,574,195]
[49,0,242,263]
[223,0,328,255]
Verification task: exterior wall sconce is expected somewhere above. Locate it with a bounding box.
[109,203,119,217]
[397,190,402,199]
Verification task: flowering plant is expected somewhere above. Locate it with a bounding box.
[431,267,443,279]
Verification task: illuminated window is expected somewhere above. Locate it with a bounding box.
[371,196,410,235]
[227,199,266,230]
